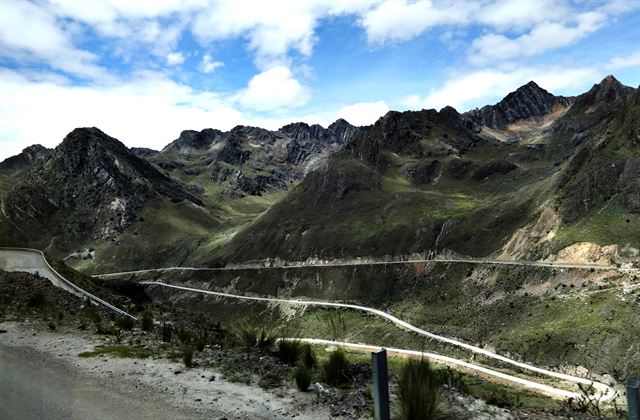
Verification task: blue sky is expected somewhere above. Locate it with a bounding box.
[1,0,639,160]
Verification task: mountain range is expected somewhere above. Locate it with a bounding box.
[1,75,638,272]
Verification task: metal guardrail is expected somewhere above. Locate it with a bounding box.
[0,247,136,320]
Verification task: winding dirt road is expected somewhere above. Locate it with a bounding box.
[142,281,616,402]
[0,247,617,402]
[0,248,135,319]
[94,257,638,278]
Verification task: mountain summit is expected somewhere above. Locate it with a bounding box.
[465,81,572,129]
[3,127,202,244]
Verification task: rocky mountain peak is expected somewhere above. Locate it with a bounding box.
[580,75,633,103]
[3,127,201,243]
[162,128,223,156]
[464,81,572,130]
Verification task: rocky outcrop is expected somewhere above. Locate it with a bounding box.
[162,128,223,157]
[404,160,440,184]
[130,147,158,159]
[472,160,517,181]
[148,120,361,199]
[465,81,572,130]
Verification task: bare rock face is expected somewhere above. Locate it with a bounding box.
[3,127,201,242]
[149,119,361,198]
[554,75,636,134]
[465,81,572,129]
[162,128,224,158]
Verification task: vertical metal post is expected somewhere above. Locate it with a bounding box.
[629,378,640,420]
[372,349,390,420]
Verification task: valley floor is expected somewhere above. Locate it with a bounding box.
[0,321,332,420]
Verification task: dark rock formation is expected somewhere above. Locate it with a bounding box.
[472,160,517,181]
[130,147,159,159]
[3,127,201,242]
[404,160,440,184]
[465,81,572,129]
[447,158,472,178]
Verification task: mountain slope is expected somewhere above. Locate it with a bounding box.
[212,76,639,264]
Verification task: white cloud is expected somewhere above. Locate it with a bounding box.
[336,101,388,126]
[467,11,606,66]
[360,0,475,44]
[166,51,185,65]
[200,53,224,73]
[606,51,640,69]
[0,69,246,160]
[476,0,570,30]
[236,66,309,111]
[0,1,106,79]
[405,67,599,112]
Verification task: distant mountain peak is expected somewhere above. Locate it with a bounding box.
[464,81,572,130]
[3,127,201,242]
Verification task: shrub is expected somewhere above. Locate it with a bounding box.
[278,339,303,365]
[115,316,135,331]
[195,338,206,352]
[234,324,276,351]
[96,323,116,335]
[294,366,312,391]
[183,346,194,368]
[161,323,173,342]
[397,359,441,420]
[47,322,56,331]
[177,328,193,344]
[437,366,467,393]
[141,312,154,332]
[322,348,350,386]
[302,344,316,369]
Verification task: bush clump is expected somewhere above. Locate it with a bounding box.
[141,312,154,332]
[115,316,135,331]
[278,339,303,365]
[183,346,194,368]
[294,366,312,391]
[396,359,442,420]
[234,324,276,351]
[161,323,173,342]
[322,348,350,386]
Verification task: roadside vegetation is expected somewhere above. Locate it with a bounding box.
[1,267,629,419]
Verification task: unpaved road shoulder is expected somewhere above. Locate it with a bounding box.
[0,321,330,420]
